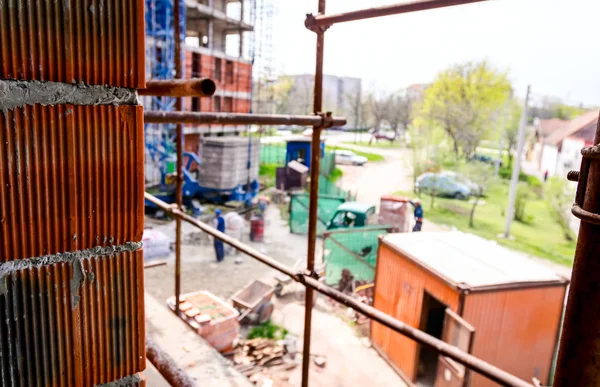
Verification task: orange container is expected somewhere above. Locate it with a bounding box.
[372,232,568,386]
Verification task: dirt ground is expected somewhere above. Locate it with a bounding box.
[144,208,304,303]
[144,201,405,386]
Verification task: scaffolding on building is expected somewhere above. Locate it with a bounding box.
[144,0,187,187]
[250,0,277,118]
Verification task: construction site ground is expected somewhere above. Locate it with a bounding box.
[143,140,569,385]
[144,202,406,386]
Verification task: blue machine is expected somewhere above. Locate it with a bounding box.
[145,138,259,213]
[285,138,325,170]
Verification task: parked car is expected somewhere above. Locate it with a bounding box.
[370,129,396,142]
[440,171,480,195]
[471,153,502,167]
[333,150,368,166]
[415,173,471,199]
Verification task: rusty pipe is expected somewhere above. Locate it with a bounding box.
[553,113,600,386]
[144,191,533,387]
[174,0,183,316]
[139,78,217,97]
[302,3,327,381]
[146,337,195,387]
[305,0,486,29]
[144,111,346,127]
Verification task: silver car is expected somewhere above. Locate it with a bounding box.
[334,150,368,166]
[415,173,471,200]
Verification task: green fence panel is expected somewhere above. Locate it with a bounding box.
[323,226,393,286]
[318,175,347,198]
[289,193,346,235]
[260,143,286,165]
[321,151,335,177]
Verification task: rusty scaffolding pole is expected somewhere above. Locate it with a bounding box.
[553,113,600,386]
[302,0,327,385]
[173,0,184,316]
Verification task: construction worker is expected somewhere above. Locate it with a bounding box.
[409,199,423,232]
[214,208,225,262]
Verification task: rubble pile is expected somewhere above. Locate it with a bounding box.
[232,338,298,383]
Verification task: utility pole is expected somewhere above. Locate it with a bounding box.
[504,85,530,238]
[495,100,508,176]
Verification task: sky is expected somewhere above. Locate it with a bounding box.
[270,0,600,106]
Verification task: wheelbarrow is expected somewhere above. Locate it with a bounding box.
[230,279,275,325]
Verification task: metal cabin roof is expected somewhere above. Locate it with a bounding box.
[382,232,565,289]
[337,202,375,213]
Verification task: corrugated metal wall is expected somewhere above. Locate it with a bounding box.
[463,286,566,387]
[372,242,460,382]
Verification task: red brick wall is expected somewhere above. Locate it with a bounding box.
[183,50,251,116]
[0,1,146,385]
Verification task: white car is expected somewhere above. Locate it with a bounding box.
[334,150,368,166]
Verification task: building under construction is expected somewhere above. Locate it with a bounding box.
[0,1,599,387]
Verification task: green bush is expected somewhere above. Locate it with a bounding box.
[498,167,528,182]
[515,183,532,223]
[328,167,343,182]
[259,163,278,177]
[498,168,543,197]
[527,175,543,198]
[248,321,288,340]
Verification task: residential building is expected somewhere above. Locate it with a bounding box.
[282,74,362,129]
[405,83,429,101]
[144,0,255,185]
[537,111,598,177]
[145,1,253,153]
[529,118,568,167]
[181,0,254,152]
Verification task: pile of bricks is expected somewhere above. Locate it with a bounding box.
[0,1,147,385]
[198,137,261,190]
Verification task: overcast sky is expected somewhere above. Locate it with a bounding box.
[271,0,600,106]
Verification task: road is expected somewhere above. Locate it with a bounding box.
[324,134,446,232]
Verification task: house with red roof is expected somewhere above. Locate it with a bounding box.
[538,111,598,177]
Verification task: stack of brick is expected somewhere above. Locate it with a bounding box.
[0,1,146,386]
[198,137,261,190]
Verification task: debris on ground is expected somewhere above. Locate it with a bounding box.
[231,338,299,384]
[313,356,327,368]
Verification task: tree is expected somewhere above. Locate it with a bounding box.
[417,60,511,158]
[365,92,389,131]
[545,177,576,241]
[345,89,368,131]
[407,125,449,208]
[460,162,495,227]
[386,93,414,138]
[271,76,295,114]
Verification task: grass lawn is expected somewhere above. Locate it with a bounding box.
[341,140,403,149]
[326,145,385,162]
[395,182,576,266]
